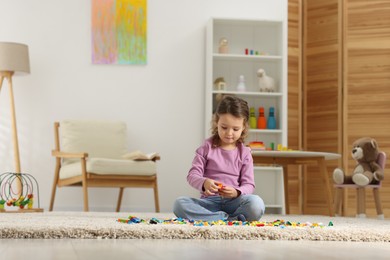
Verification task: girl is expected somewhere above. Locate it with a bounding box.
[173,95,265,221]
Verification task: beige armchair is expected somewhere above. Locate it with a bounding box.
[49,120,160,212]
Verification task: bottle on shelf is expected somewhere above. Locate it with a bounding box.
[236,75,246,92]
[267,107,277,129]
[249,107,257,129]
[218,37,229,54]
[257,107,266,129]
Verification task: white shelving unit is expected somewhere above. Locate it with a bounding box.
[205,18,287,214]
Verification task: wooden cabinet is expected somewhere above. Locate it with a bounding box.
[205,18,288,213]
[303,0,390,216]
[287,0,303,214]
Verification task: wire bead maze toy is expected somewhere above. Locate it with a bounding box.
[0,172,43,212]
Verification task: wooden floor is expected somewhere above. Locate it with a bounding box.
[1,239,390,259]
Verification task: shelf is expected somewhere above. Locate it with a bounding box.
[248,129,283,134]
[212,90,282,97]
[214,18,283,26]
[213,53,282,61]
[265,204,284,209]
[254,166,282,171]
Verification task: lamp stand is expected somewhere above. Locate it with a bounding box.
[0,71,22,193]
[0,72,43,213]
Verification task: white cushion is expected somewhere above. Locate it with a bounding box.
[59,158,157,179]
[60,120,127,165]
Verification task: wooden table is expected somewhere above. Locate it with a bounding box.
[251,150,341,216]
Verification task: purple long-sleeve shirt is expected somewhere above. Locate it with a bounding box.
[187,138,255,197]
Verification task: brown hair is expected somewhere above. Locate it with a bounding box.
[211,95,249,147]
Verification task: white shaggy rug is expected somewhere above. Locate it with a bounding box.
[0,212,389,241]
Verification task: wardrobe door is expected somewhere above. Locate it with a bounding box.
[288,0,303,214]
[303,0,343,215]
[344,0,390,216]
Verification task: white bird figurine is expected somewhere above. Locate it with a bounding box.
[257,68,275,92]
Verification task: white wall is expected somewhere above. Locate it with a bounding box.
[0,0,287,212]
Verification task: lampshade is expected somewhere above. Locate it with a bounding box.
[0,42,30,74]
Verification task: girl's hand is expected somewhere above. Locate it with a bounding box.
[218,186,240,198]
[203,179,220,196]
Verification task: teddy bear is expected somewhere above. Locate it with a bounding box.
[333,137,384,186]
[257,68,275,92]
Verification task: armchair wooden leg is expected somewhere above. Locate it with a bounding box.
[81,158,89,212]
[116,187,124,212]
[82,184,89,212]
[154,179,160,213]
[49,184,57,212]
[356,188,366,218]
[49,160,61,211]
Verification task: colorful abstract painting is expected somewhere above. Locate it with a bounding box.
[92,0,147,65]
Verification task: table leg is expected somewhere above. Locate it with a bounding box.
[283,165,289,214]
[318,158,334,216]
[298,167,303,214]
[303,167,308,214]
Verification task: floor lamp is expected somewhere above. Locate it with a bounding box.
[0,42,30,197]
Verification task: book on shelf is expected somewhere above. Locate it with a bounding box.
[122,150,160,161]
